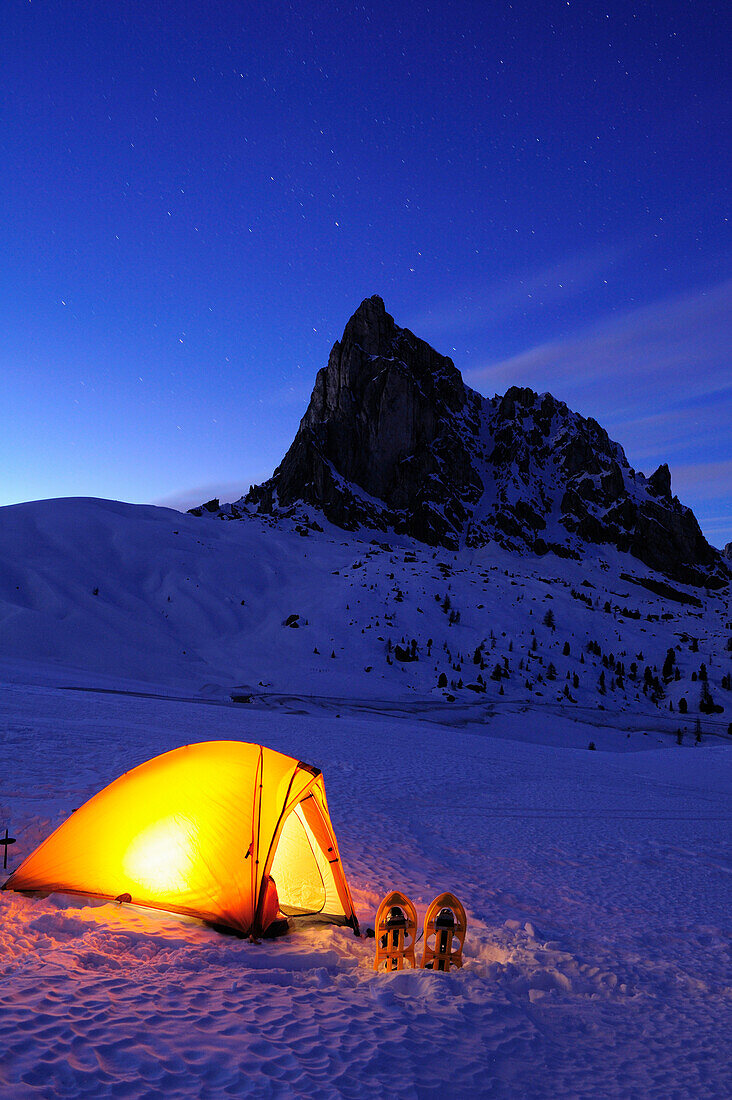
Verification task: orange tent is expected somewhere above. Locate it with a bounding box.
[3,741,359,937]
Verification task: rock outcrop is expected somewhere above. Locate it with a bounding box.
[467,386,725,588]
[246,296,484,548]
[196,296,728,590]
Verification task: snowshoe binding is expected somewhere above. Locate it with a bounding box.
[373,891,418,971]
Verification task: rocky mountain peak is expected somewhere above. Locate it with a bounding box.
[648,463,672,499]
[199,298,728,590]
[245,296,483,547]
[340,294,391,356]
[300,296,471,447]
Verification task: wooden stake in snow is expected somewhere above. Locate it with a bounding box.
[1,827,16,871]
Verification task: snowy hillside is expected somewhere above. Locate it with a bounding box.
[1,495,731,1096]
[1,497,730,743]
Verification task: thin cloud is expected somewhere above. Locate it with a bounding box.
[408,245,626,338]
[152,477,272,513]
[466,278,732,415]
[671,459,732,499]
[667,458,731,549]
[465,278,731,545]
[699,519,732,550]
[608,402,732,467]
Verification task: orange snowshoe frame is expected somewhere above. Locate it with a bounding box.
[373,891,418,971]
[420,892,467,972]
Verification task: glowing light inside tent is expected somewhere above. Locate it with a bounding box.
[122,814,198,894]
[271,804,327,914]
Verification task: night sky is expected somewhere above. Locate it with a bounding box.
[3,2,729,545]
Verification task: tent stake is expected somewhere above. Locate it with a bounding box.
[1,827,17,871]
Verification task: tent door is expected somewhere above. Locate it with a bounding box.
[269,803,327,917]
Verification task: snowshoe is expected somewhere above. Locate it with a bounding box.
[373,891,418,971]
[420,893,466,971]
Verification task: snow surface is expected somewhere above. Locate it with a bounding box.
[1,497,730,1097]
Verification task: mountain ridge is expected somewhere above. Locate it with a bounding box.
[195,296,728,590]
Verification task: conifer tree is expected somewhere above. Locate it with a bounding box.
[662,648,676,680]
[699,681,714,713]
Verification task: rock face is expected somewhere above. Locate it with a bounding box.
[468,386,726,589]
[199,296,728,589]
[246,296,485,548]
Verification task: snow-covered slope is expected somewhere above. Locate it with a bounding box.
[1,645,730,1096]
[1,497,730,739]
[0,494,731,1096]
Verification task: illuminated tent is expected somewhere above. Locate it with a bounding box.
[3,741,359,937]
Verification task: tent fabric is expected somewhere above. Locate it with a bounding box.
[2,741,358,937]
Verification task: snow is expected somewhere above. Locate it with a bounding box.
[0,497,730,1097]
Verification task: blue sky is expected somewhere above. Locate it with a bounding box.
[2,1,729,544]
